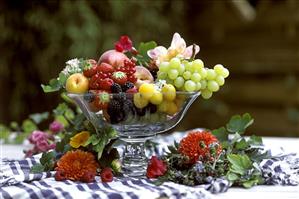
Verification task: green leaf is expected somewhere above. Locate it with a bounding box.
[21,119,37,134]
[226,113,254,134]
[227,154,252,175]
[10,121,19,131]
[30,163,45,173]
[84,134,99,146]
[41,78,62,93]
[242,179,259,188]
[53,103,69,116]
[58,72,67,85]
[40,151,55,167]
[212,127,228,142]
[235,138,249,150]
[138,41,157,58]
[227,172,239,181]
[29,112,49,124]
[248,135,263,146]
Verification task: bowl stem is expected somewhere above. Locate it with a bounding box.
[121,139,148,177]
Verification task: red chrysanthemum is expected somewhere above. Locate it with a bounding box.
[178,130,222,164]
[55,150,98,182]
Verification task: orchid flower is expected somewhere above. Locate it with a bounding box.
[148,33,200,65]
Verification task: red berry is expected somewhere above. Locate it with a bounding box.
[100,167,114,182]
[97,63,114,74]
[55,170,66,181]
[81,171,95,183]
[99,78,114,91]
[89,74,101,89]
[112,71,127,85]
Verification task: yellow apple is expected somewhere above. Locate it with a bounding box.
[65,73,89,94]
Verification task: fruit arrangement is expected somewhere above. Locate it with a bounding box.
[54,33,229,124]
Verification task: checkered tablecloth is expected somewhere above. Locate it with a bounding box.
[1,132,299,199]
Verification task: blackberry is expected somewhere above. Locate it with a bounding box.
[114,92,126,102]
[146,103,157,113]
[107,100,122,117]
[123,99,135,118]
[83,91,95,103]
[111,83,122,93]
[121,81,134,92]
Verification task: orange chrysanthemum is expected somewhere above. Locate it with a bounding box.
[178,130,222,164]
[56,150,98,181]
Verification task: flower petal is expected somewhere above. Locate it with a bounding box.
[183,45,200,59]
[147,46,167,60]
[170,32,186,53]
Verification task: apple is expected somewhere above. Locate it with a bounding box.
[134,66,154,88]
[65,73,89,94]
[98,50,129,68]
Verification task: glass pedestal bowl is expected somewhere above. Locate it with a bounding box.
[68,91,200,177]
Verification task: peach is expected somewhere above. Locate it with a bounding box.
[98,50,129,68]
[134,66,154,88]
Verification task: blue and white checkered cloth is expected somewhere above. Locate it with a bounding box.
[1,132,299,199]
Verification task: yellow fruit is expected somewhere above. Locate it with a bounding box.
[65,73,89,94]
[150,90,163,105]
[139,83,155,99]
[166,101,178,115]
[157,101,168,113]
[133,93,149,109]
[161,84,176,101]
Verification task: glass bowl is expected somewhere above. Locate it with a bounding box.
[68,91,200,177]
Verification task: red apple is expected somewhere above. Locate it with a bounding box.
[98,50,129,69]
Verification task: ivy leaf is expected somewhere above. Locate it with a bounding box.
[212,127,228,142]
[242,179,259,188]
[138,41,157,58]
[30,163,45,173]
[53,103,69,116]
[58,72,67,85]
[248,135,263,146]
[41,78,62,93]
[235,138,249,150]
[227,154,252,175]
[227,172,239,181]
[226,113,254,134]
[29,112,49,124]
[40,151,56,170]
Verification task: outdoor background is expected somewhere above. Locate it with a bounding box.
[1,0,299,137]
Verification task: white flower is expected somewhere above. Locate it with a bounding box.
[61,58,82,76]
[148,33,200,65]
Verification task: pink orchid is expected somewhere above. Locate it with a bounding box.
[148,33,200,65]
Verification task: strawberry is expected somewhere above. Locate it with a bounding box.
[83,59,98,78]
[83,66,97,78]
[92,90,110,110]
[112,71,127,85]
[99,78,114,91]
[97,63,114,74]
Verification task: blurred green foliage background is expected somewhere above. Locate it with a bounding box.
[1,0,299,137]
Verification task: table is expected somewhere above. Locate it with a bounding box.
[1,137,299,199]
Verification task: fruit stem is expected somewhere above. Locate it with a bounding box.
[190,44,197,61]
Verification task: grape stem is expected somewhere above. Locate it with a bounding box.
[190,44,197,61]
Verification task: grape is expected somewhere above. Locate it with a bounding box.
[174,76,185,88]
[215,75,225,86]
[201,89,213,99]
[168,69,179,80]
[170,58,181,69]
[196,82,202,91]
[207,80,219,92]
[206,69,217,80]
[214,64,224,75]
[222,68,229,78]
[185,62,193,72]
[159,62,170,72]
[183,71,192,80]
[157,71,167,79]
[192,59,204,72]
[184,80,196,92]
[200,80,207,90]
[178,64,185,75]
[199,68,207,78]
[191,73,201,82]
